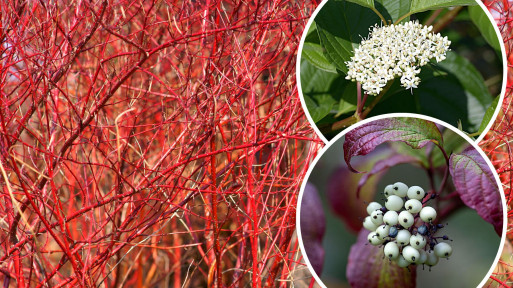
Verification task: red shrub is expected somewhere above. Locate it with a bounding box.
[0,0,322,286]
[480,0,513,286]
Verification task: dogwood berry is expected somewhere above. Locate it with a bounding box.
[392,182,408,197]
[363,183,451,270]
[398,211,414,228]
[384,242,400,260]
[407,186,426,200]
[396,230,411,246]
[370,210,384,225]
[397,255,410,268]
[367,202,382,215]
[410,234,427,249]
[420,206,437,222]
[426,250,439,266]
[385,195,404,211]
[384,184,395,197]
[383,211,399,226]
[345,21,450,95]
[363,216,379,231]
[417,224,428,235]
[418,249,428,264]
[404,199,422,214]
[434,242,453,258]
[376,225,391,240]
[368,232,385,245]
[403,246,420,263]
[388,226,399,238]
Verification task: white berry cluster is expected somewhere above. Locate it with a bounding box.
[345,21,451,95]
[363,182,453,269]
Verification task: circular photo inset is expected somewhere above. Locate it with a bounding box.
[297,114,506,288]
[297,0,506,142]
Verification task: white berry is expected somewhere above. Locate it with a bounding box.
[360,182,452,269]
[402,246,420,263]
[418,249,427,264]
[420,206,437,222]
[396,255,410,268]
[370,210,384,225]
[396,230,411,246]
[434,242,452,258]
[383,211,398,226]
[363,216,379,231]
[392,182,408,197]
[398,210,414,228]
[384,184,395,197]
[385,195,404,211]
[409,234,427,249]
[426,250,439,266]
[407,186,426,200]
[376,225,390,240]
[404,199,422,214]
[367,202,382,215]
[384,242,400,260]
[368,232,384,245]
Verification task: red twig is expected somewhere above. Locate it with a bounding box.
[0,0,322,286]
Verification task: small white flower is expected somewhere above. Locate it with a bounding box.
[345,21,451,95]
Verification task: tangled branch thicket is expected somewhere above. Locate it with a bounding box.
[480,0,513,286]
[0,0,323,286]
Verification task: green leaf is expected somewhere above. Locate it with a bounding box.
[478,95,500,134]
[315,1,381,74]
[375,0,411,23]
[346,0,375,9]
[390,127,467,169]
[390,142,429,167]
[431,128,468,167]
[468,5,501,52]
[370,52,492,133]
[302,42,337,73]
[435,52,493,129]
[344,0,410,23]
[336,82,358,116]
[300,60,356,122]
[313,0,411,74]
[409,0,477,14]
[306,21,317,37]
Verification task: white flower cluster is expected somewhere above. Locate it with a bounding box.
[363,182,452,269]
[345,21,451,95]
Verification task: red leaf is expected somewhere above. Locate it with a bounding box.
[344,118,443,173]
[450,146,503,235]
[347,230,417,288]
[300,182,326,275]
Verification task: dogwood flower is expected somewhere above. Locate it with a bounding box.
[345,21,451,95]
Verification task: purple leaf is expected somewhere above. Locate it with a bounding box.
[347,230,417,288]
[357,154,419,198]
[449,146,503,235]
[300,182,326,275]
[344,118,443,172]
[328,148,391,233]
